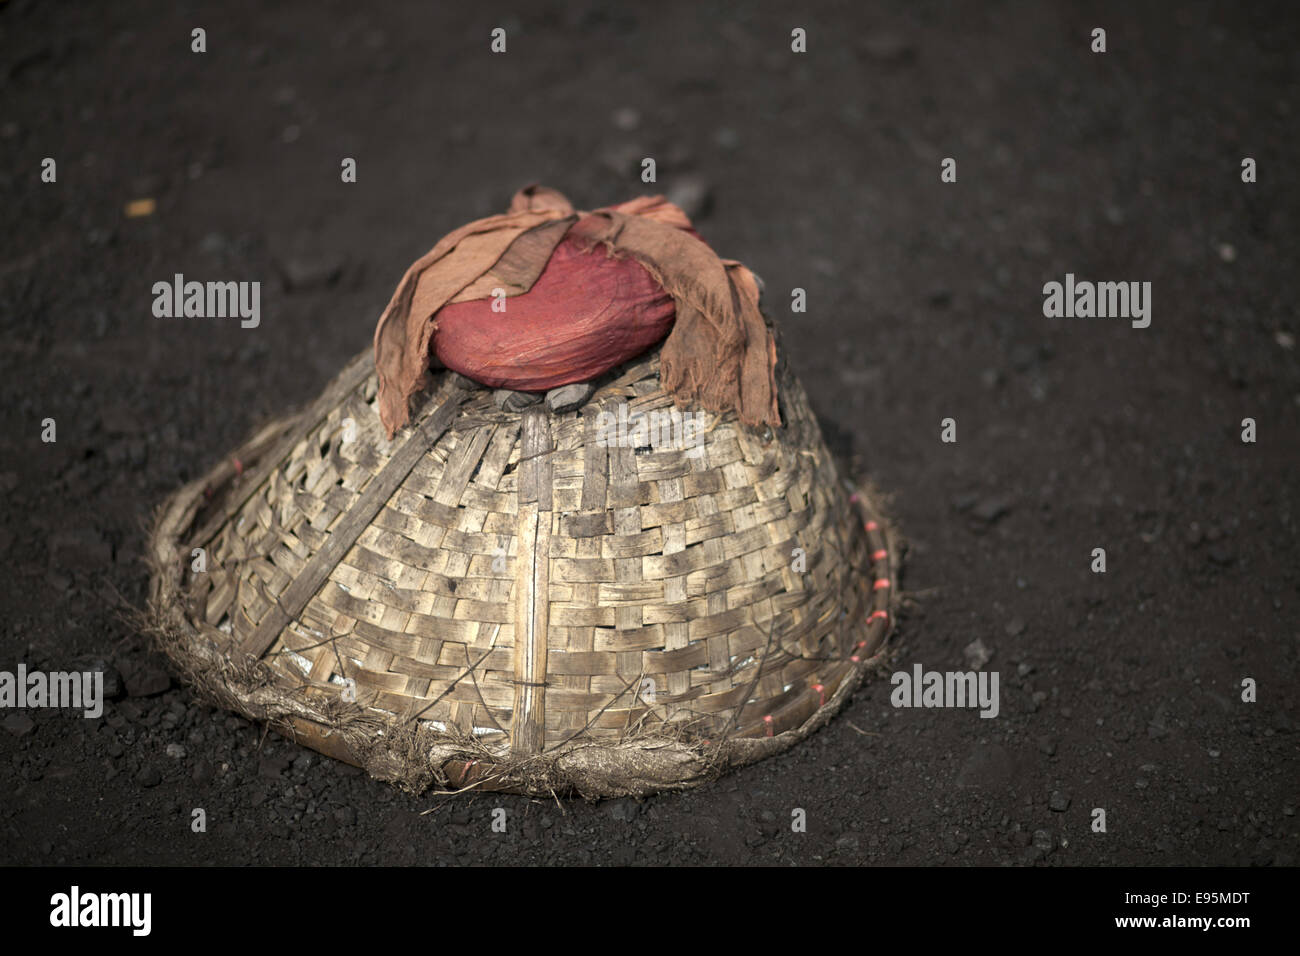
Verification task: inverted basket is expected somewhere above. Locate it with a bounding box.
[147,343,898,797]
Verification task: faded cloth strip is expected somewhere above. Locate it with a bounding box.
[373,184,780,437]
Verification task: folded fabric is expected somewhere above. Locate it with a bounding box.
[373,184,780,437]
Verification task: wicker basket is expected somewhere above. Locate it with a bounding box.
[147,339,898,797]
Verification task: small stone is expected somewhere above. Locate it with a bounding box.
[1037,736,1058,756]
[1009,343,1037,371]
[1049,790,1071,812]
[198,232,227,256]
[611,107,640,131]
[137,765,162,788]
[277,253,343,292]
[1032,829,1054,852]
[3,714,35,737]
[545,383,594,414]
[859,33,915,64]
[1208,546,1235,566]
[166,743,186,759]
[666,173,713,221]
[259,753,291,780]
[972,496,1011,523]
[493,389,542,411]
[599,142,644,177]
[73,658,124,699]
[122,658,171,697]
[963,638,992,671]
[605,799,641,822]
[1004,618,1026,637]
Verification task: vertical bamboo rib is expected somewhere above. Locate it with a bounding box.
[512,407,552,754]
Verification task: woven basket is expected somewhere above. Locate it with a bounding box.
[147,338,898,797]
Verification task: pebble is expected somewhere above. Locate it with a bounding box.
[277,254,343,292]
[75,659,124,699]
[963,638,992,671]
[137,765,162,787]
[666,173,713,221]
[122,658,171,697]
[545,383,594,413]
[859,33,915,64]
[493,389,542,411]
[166,743,186,759]
[605,798,641,822]
[611,107,640,131]
[1049,790,1071,812]
[972,496,1012,524]
[713,127,739,150]
[3,714,35,737]
[259,753,291,780]
[599,142,644,177]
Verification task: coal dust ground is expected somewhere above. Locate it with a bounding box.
[1,1,1296,866]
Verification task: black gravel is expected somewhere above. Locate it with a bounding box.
[1,0,1297,866]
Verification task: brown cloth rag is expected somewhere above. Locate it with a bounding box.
[373,184,780,438]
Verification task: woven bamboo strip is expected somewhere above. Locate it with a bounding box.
[240,376,469,658]
[511,407,552,754]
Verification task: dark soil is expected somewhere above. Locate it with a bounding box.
[1,0,1296,866]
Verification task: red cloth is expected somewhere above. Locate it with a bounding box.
[373,186,780,437]
[432,230,677,391]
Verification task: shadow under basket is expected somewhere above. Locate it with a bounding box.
[147,344,899,798]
